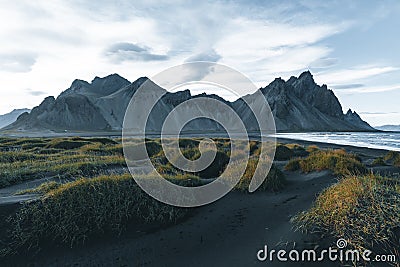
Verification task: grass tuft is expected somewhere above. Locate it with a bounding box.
[371,157,387,166]
[15,181,60,195]
[230,159,286,192]
[284,149,367,176]
[384,151,399,161]
[292,174,400,258]
[274,144,294,161]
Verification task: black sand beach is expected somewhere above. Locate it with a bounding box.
[1,139,398,267]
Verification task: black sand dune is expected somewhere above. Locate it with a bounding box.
[1,140,397,267]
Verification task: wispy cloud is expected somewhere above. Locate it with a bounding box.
[315,66,398,85]
[331,83,364,89]
[335,84,400,94]
[359,111,400,115]
[25,88,47,96]
[309,57,338,69]
[358,111,400,126]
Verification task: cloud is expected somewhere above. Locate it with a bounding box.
[315,66,398,85]
[0,53,36,73]
[185,49,222,63]
[0,0,399,125]
[104,42,169,63]
[183,64,218,82]
[182,49,222,81]
[309,57,338,69]
[331,83,364,89]
[25,88,47,96]
[335,84,400,94]
[213,18,346,83]
[359,111,400,115]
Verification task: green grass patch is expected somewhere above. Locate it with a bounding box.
[0,154,126,188]
[45,139,91,149]
[15,181,61,195]
[0,137,128,188]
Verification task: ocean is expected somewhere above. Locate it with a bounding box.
[274,132,400,152]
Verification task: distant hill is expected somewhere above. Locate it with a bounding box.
[375,125,400,132]
[3,71,374,133]
[0,109,30,129]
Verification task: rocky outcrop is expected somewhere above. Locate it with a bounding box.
[3,71,375,133]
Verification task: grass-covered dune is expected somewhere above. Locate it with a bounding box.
[1,136,399,264]
[283,147,400,263]
[292,174,400,261]
[0,137,288,257]
[0,137,126,188]
[2,174,188,256]
[285,148,367,176]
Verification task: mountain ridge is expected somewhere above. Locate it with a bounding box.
[2,71,375,133]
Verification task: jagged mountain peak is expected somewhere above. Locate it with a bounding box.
[115,76,154,97]
[91,73,128,83]
[70,79,89,88]
[346,108,361,118]
[260,77,286,95]
[61,74,131,98]
[298,70,313,81]
[91,73,130,91]
[344,108,371,130]
[125,76,151,88]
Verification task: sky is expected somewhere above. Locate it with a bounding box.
[1,0,400,126]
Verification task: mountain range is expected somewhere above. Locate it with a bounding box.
[2,71,374,134]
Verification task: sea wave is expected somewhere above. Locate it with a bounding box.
[273,132,400,151]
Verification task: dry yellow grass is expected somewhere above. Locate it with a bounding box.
[292,174,400,260]
[285,149,367,176]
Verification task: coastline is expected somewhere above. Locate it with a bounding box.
[276,137,392,157]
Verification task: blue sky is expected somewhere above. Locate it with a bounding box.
[0,0,399,126]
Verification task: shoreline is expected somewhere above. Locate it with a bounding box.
[276,137,392,156]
